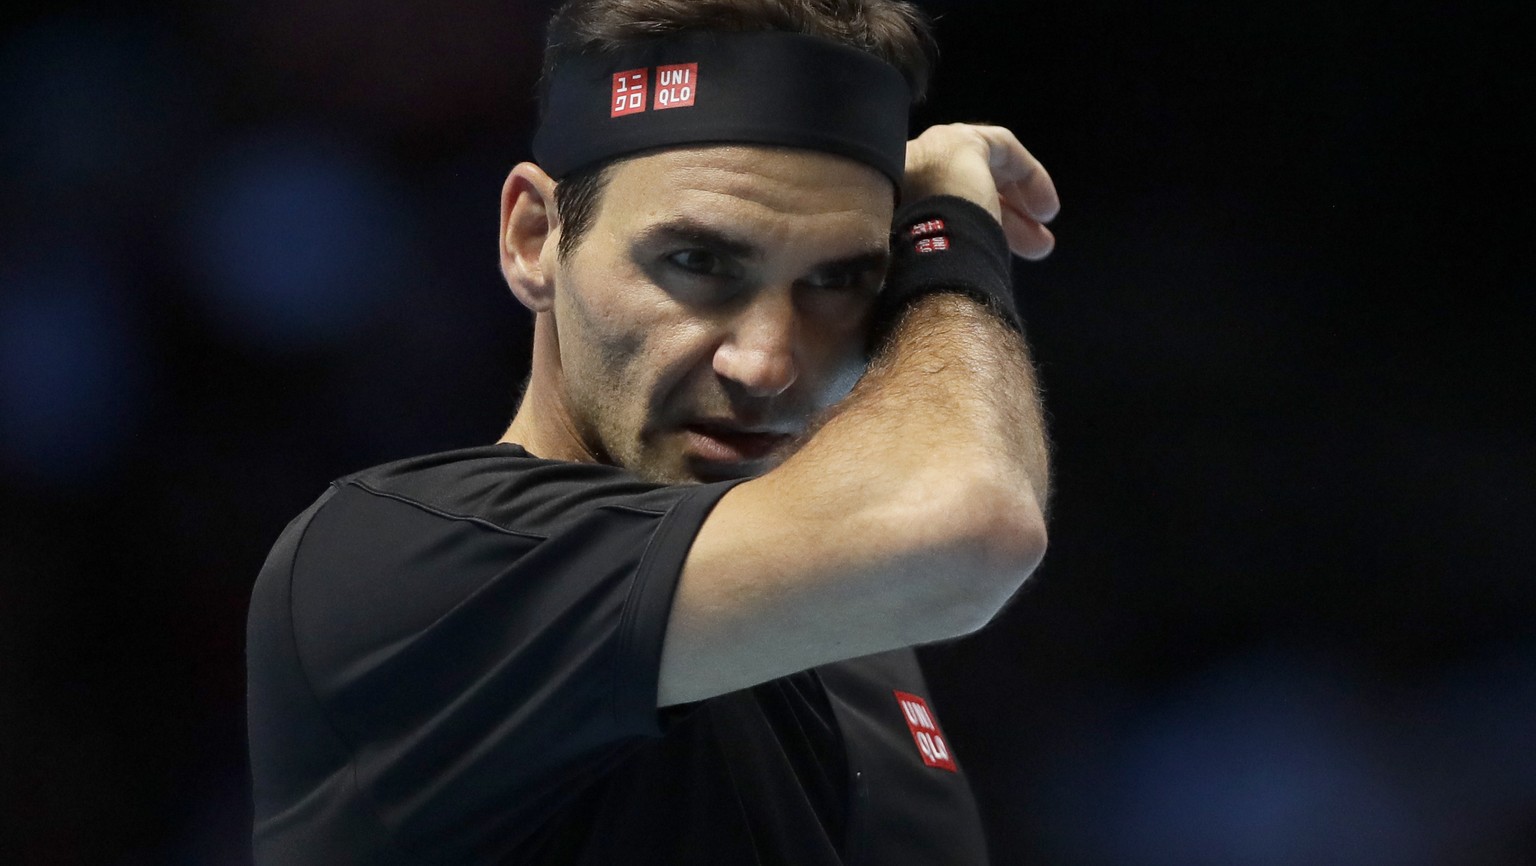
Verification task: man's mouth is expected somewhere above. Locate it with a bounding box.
[681,422,794,466]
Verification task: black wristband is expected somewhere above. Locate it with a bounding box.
[871,195,1019,347]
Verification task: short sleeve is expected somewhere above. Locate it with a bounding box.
[283,468,739,862]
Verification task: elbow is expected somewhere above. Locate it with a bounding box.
[966,481,1049,628]
[974,478,1048,572]
[923,476,1048,637]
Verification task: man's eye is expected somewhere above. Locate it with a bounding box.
[666,249,728,276]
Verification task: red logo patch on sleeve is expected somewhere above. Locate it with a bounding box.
[894,691,958,771]
[611,68,649,117]
[914,236,951,254]
[654,63,698,110]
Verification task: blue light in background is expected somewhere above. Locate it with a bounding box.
[1430,644,1536,839]
[0,255,150,489]
[1098,657,1426,865]
[180,132,411,351]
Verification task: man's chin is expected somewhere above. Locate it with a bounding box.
[685,458,768,484]
[625,442,792,485]
[620,455,761,486]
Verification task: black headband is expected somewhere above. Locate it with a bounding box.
[533,31,912,184]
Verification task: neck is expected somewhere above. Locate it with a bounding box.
[498,315,596,464]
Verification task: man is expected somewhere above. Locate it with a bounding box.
[247,0,1058,862]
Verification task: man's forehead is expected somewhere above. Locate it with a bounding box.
[603,144,894,230]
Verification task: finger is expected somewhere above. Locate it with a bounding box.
[970,125,1060,223]
[1001,170,1060,225]
[1000,195,1055,260]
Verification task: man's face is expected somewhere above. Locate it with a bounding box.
[546,144,894,484]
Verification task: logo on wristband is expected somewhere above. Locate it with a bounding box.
[907,218,950,254]
[907,218,946,239]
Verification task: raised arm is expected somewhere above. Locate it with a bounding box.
[659,124,1058,705]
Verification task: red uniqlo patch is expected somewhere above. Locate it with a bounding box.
[907,218,947,239]
[611,68,648,117]
[894,691,957,771]
[654,63,698,110]
[914,236,951,254]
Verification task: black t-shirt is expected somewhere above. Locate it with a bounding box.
[247,445,989,864]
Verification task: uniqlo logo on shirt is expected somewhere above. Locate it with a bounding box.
[894,691,957,772]
[654,63,697,110]
[907,218,946,239]
[611,68,648,117]
[914,236,951,254]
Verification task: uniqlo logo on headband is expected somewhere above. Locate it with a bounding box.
[609,63,699,117]
[894,691,957,771]
[611,68,648,117]
[654,63,697,110]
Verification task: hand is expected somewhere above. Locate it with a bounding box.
[903,124,1059,260]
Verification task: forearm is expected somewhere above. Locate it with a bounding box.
[785,291,1050,524]
[866,293,1049,509]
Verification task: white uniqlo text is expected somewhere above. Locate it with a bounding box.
[611,68,648,118]
[654,63,698,110]
[893,690,957,771]
[914,236,951,254]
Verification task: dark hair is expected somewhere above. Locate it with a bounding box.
[541,0,936,260]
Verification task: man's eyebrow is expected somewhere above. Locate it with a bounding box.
[817,248,890,275]
[631,219,761,260]
[632,217,890,272]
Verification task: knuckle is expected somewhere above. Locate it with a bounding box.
[955,126,990,153]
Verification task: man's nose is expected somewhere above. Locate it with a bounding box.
[713,290,799,398]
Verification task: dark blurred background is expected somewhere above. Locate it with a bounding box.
[1,0,1529,862]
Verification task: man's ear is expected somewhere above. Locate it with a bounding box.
[500,162,561,313]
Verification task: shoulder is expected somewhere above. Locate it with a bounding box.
[257,444,737,667]
[327,443,716,540]
[275,444,741,660]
